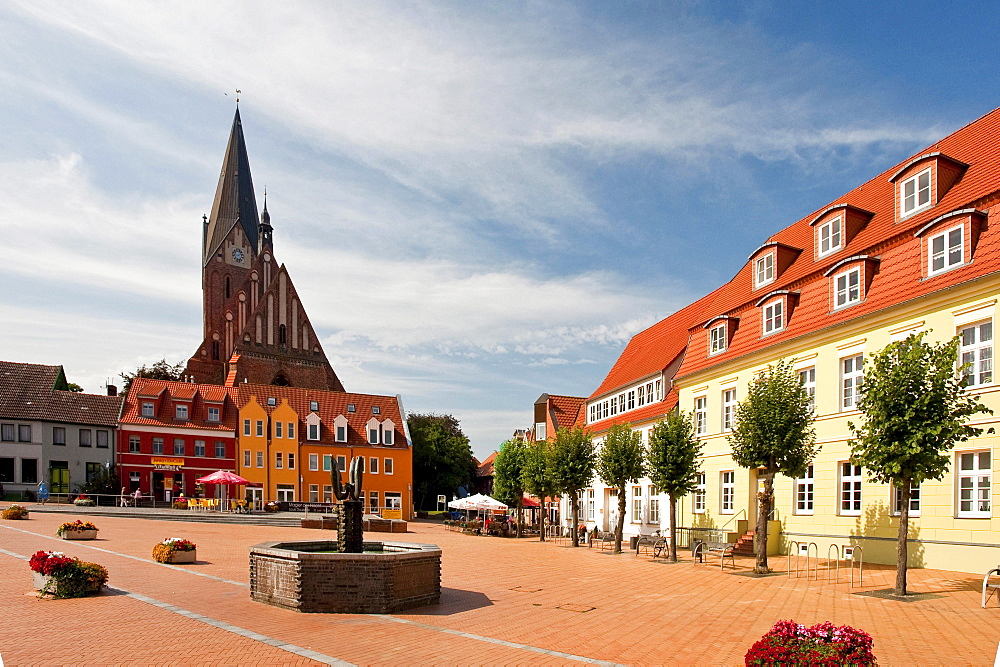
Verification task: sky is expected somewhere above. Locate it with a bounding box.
[2,1,999,458]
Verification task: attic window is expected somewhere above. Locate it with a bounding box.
[709,324,727,354]
[372,406,381,415]
[141,402,154,417]
[309,401,319,411]
[928,225,964,275]
[267,397,276,407]
[754,253,775,289]
[818,217,842,257]
[762,300,784,335]
[901,168,932,217]
[175,404,188,420]
[834,268,862,309]
[348,404,356,413]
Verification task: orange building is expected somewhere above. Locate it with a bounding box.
[236,384,413,518]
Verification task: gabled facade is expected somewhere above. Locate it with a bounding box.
[531,393,586,442]
[0,361,122,496]
[185,109,345,392]
[117,379,238,501]
[567,108,1000,573]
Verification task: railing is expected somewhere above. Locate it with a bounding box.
[719,509,746,534]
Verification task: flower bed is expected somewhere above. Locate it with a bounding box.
[2,504,29,520]
[57,520,99,540]
[172,499,189,510]
[745,620,876,666]
[29,550,108,598]
[152,538,198,564]
[73,496,95,506]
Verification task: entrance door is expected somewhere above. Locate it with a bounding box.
[603,489,616,531]
[248,487,263,510]
[152,472,165,501]
[50,463,69,494]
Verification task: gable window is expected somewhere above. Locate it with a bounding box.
[309,423,320,441]
[336,425,346,442]
[901,168,932,217]
[369,426,379,444]
[958,450,991,517]
[834,268,861,308]
[207,406,220,422]
[839,462,862,515]
[175,404,188,420]
[796,465,814,515]
[763,300,784,335]
[287,422,295,439]
[709,324,727,354]
[275,421,283,438]
[720,471,735,513]
[693,473,706,513]
[722,389,736,432]
[841,354,864,411]
[818,217,843,257]
[141,402,155,417]
[694,396,707,436]
[799,368,816,412]
[383,425,394,445]
[929,225,963,275]
[755,253,774,289]
[960,321,993,388]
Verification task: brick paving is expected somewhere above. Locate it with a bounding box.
[2,512,998,665]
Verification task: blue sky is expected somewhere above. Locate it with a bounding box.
[2,1,998,457]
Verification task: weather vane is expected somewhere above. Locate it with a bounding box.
[226,89,242,104]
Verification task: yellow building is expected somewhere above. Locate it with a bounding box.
[574,108,1000,574]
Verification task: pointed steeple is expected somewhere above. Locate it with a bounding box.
[259,190,273,252]
[203,108,260,265]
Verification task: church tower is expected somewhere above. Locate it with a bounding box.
[186,109,345,391]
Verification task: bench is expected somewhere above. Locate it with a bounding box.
[983,565,1000,608]
[591,530,616,550]
[693,539,735,570]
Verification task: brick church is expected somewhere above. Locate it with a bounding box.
[185,109,345,391]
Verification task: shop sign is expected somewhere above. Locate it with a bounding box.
[152,457,184,471]
[383,509,402,520]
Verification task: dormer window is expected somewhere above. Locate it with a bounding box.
[366,417,381,444]
[762,300,784,335]
[834,268,861,308]
[755,253,774,289]
[308,423,320,440]
[929,225,963,275]
[382,419,395,445]
[818,217,842,257]
[175,404,188,420]
[709,324,727,354]
[901,168,932,217]
[141,401,154,417]
[306,412,322,441]
[333,415,348,442]
[207,406,220,422]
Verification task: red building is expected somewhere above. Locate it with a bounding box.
[117,378,238,501]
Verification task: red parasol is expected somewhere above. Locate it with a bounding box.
[196,470,250,485]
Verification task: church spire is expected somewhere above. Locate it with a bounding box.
[203,107,260,265]
[259,190,273,251]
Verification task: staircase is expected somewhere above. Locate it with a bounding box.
[732,530,755,555]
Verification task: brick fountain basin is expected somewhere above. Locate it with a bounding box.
[249,540,441,613]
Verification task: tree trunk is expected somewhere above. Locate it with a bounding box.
[755,470,774,574]
[896,478,910,596]
[516,499,523,538]
[669,494,678,562]
[614,488,627,553]
[570,490,580,547]
[539,495,546,542]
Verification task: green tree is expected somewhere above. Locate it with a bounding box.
[408,413,477,511]
[849,332,992,596]
[729,359,817,573]
[646,411,702,562]
[595,423,645,553]
[119,359,186,396]
[550,426,595,547]
[522,439,559,541]
[77,463,120,496]
[66,383,85,393]
[493,438,528,537]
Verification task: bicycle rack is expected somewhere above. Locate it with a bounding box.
[827,544,841,583]
[846,544,864,587]
[786,541,818,579]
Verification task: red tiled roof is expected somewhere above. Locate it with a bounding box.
[120,378,239,431]
[589,289,724,399]
[476,451,497,477]
[547,394,586,430]
[676,107,1000,380]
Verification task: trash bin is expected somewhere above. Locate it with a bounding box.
[629,535,640,550]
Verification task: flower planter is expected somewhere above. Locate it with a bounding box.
[166,549,197,564]
[61,529,98,541]
[32,572,102,595]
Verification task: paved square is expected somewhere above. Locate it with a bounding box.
[2,511,998,665]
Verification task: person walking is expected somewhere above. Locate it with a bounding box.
[120,487,129,507]
[37,480,49,504]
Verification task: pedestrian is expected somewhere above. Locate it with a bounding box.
[120,487,128,507]
[37,480,49,504]
[132,487,142,506]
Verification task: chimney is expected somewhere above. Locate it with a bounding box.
[106,385,118,397]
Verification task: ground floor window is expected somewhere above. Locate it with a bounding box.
[958,450,991,517]
[276,484,295,502]
[693,473,706,513]
[85,462,103,484]
[720,471,735,513]
[796,465,814,515]
[384,492,402,510]
[587,489,595,520]
[129,471,140,492]
[631,485,642,522]
[308,485,319,502]
[0,457,13,482]
[840,463,862,515]
[892,482,921,516]
[369,491,379,514]
[21,458,38,484]
[648,486,659,524]
[323,485,333,503]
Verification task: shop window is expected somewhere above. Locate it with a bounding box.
[21,458,38,484]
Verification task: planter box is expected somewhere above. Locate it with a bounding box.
[32,572,102,595]
[61,529,98,541]
[166,549,197,564]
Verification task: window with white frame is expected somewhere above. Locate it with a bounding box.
[275,421,283,438]
[632,486,642,522]
[288,453,295,470]
[383,423,394,445]
[799,367,816,412]
[763,300,784,334]
[287,422,295,439]
[309,485,319,502]
[892,482,921,516]
[323,485,333,503]
[256,420,264,437]
[834,267,862,308]
[142,402,155,417]
[323,455,332,472]
[243,450,251,467]
[693,473,706,513]
[709,324,727,354]
[900,168,931,217]
[243,419,251,436]
[384,458,394,475]
[960,320,993,388]
[637,385,645,407]
[587,488,595,520]
[648,486,659,524]
[256,451,263,468]
[207,406,220,422]
[215,441,225,457]
[795,465,814,515]
[309,453,318,471]
[173,438,184,456]
[627,391,635,410]
[929,226,963,275]
[337,455,347,472]
[129,435,140,453]
[369,457,379,474]
[194,440,205,456]
[175,404,188,420]
[755,253,775,289]
[722,389,736,432]
[276,484,294,502]
[839,463,862,515]
[153,437,164,454]
[275,452,283,469]
[958,450,991,517]
[367,417,380,444]
[694,396,707,436]
[841,354,864,411]
[721,471,735,513]
[818,217,843,257]
[369,491,379,514]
